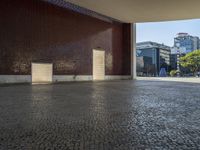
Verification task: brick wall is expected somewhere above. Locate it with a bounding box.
[0,0,131,75]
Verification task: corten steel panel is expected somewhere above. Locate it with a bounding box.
[93,50,105,80]
[32,63,53,83]
[0,0,131,75]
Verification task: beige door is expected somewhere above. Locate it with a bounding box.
[93,49,105,80]
[32,63,53,83]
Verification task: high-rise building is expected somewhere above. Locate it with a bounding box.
[136,42,171,76]
[174,33,199,54]
[171,33,200,72]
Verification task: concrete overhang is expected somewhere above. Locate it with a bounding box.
[65,0,200,23]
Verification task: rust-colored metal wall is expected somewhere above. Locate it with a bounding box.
[0,0,131,75]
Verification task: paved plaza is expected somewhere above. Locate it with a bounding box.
[1,80,200,149]
[137,77,200,84]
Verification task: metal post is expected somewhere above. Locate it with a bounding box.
[176,43,181,77]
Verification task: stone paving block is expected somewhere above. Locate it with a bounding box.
[0,80,200,149]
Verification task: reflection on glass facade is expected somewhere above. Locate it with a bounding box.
[136,42,171,76]
[174,33,200,53]
[137,48,158,76]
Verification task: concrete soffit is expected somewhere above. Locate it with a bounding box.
[64,0,200,23]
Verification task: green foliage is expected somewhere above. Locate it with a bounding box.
[179,50,200,75]
[170,70,177,77]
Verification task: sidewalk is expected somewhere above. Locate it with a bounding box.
[137,77,200,83]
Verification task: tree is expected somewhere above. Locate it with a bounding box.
[170,70,177,77]
[180,50,200,76]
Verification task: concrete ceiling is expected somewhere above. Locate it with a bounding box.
[65,0,200,23]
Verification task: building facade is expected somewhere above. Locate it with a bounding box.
[170,54,178,70]
[0,0,132,83]
[171,33,200,72]
[174,33,199,54]
[136,42,171,76]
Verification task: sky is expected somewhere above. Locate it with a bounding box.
[136,19,200,47]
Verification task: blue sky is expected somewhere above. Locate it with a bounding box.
[136,19,200,47]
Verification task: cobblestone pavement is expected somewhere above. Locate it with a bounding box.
[1,80,200,150]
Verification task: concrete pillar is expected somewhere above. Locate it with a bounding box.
[131,23,137,79]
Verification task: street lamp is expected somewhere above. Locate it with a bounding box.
[176,43,181,77]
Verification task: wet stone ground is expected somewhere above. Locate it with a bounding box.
[0,80,200,150]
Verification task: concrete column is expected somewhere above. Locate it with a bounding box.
[131,23,137,79]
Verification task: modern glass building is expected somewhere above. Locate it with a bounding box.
[136,42,171,76]
[174,33,200,53]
